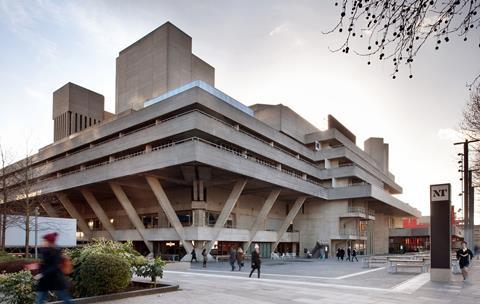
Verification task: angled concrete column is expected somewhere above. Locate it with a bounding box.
[40,202,59,217]
[56,192,92,240]
[145,175,193,253]
[109,183,153,253]
[80,189,116,240]
[272,196,307,252]
[206,179,247,253]
[244,189,281,252]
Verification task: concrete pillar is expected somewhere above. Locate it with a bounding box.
[109,183,153,253]
[332,178,337,188]
[80,189,116,240]
[325,159,331,169]
[205,179,247,253]
[198,180,204,201]
[56,192,92,240]
[145,176,193,253]
[272,196,307,252]
[244,189,281,251]
[193,180,198,201]
[40,202,59,217]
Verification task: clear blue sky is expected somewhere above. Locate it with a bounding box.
[0,0,478,222]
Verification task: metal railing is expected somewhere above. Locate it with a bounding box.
[339,229,367,237]
[347,206,366,214]
[33,109,331,184]
[41,136,327,189]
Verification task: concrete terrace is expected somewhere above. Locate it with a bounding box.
[101,259,480,304]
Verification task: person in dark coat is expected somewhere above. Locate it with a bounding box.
[336,248,340,261]
[249,243,261,278]
[202,248,208,268]
[351,248,358,262]
[229,247,237,271]
[346,247,351,261]
[191,248,198,263]
[340,248,345,261]
[457,241,474,281]
[35,232,72,304]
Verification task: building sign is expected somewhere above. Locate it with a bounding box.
[429,183,451,282]
[430,184,450,202]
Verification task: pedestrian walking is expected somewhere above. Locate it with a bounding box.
[35,232,73,304]
[456,241,474,281]
[236,247,245,271]
[249,243,261,278]
[191,248,198,263]
[340,248,345,261]
[229,247,237,271]
[352,248,358,262]
[336,248,340,261]
[346,247,351,261]
[202,248,208,268]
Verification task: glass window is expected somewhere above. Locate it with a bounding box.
[177,210,192,227]
[86,218,101,230]
[205,211,234,228]
[141,214,159,228]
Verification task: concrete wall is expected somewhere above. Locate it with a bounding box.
[295,200,348,252]
[372,213,390,254]
[115,22,214,113]
[250,104,320,142]
[364,138,389,174]
[52,83,104,141]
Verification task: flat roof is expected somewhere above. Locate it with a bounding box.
[144,80,254,116]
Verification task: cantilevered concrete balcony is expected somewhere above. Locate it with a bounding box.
[328,184,420,217]
[340,206,376,221]
[335,229,367,241]
[31,137,328,199]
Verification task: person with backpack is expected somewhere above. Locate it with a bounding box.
[35,232,73,304]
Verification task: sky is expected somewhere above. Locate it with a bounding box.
[0,0,478,222]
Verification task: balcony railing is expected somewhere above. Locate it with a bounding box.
[339,229,367,238]
[342,207,375,219]
[347,206,366,214]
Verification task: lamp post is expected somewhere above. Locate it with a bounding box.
[34,206,39,259]
[454,139,479,248]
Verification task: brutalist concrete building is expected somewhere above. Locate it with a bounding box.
[4,22,420,259]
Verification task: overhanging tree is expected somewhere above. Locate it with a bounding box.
[328,0,479,86]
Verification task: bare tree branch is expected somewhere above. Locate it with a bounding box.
[328,0,480,87]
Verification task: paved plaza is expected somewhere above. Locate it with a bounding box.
[101,258,480,304]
